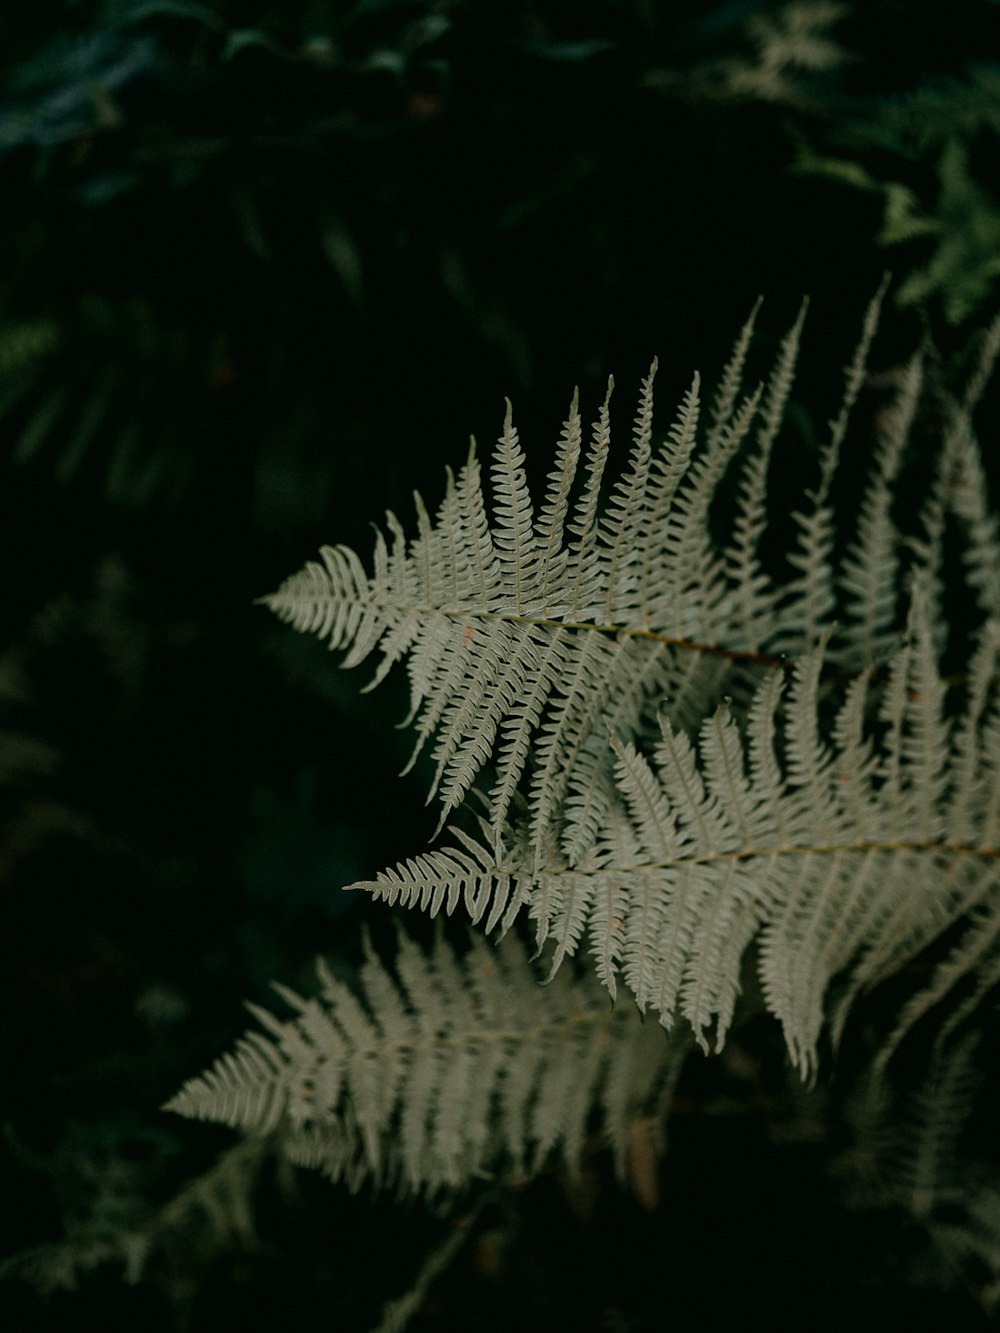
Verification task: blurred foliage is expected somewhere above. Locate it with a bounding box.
[1,1124,267,1301]
[1,0,999,1329]
[0,0,990,535]
[643,0,853,109]
[794,108,1000,323]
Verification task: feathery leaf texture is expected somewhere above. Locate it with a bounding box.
[260,292,1000,1067]
[172,295,1000,1218]
[262,284,968,863]
[358,608,1000,1076]
[165,930,686,1198]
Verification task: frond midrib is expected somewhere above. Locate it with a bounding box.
[265,591,790,671]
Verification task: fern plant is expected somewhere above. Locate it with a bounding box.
[168,289,1000,1320]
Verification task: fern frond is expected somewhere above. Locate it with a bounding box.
[261,325,787,858]
[266,383,710,853]
[166,929,688,1199]
[357,623,1000,1077]
[262,296,1000,1081]
[266,286,991,877]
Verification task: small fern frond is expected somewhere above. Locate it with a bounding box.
[166,930,688,1199]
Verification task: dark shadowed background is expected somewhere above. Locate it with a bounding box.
[1,2,1000,1328]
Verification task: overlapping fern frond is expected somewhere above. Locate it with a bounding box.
[166,929,686,1198]
[263,282,946,867]
[172,293,1000,1209]
[358,604,1000,1077]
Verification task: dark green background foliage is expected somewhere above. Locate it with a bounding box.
[2,1,1000,1328]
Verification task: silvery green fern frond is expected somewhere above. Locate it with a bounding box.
[263,285,947,868]
[357,603,1000,1077]
[169,295,1000,1308]
[166,929,686,1198]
